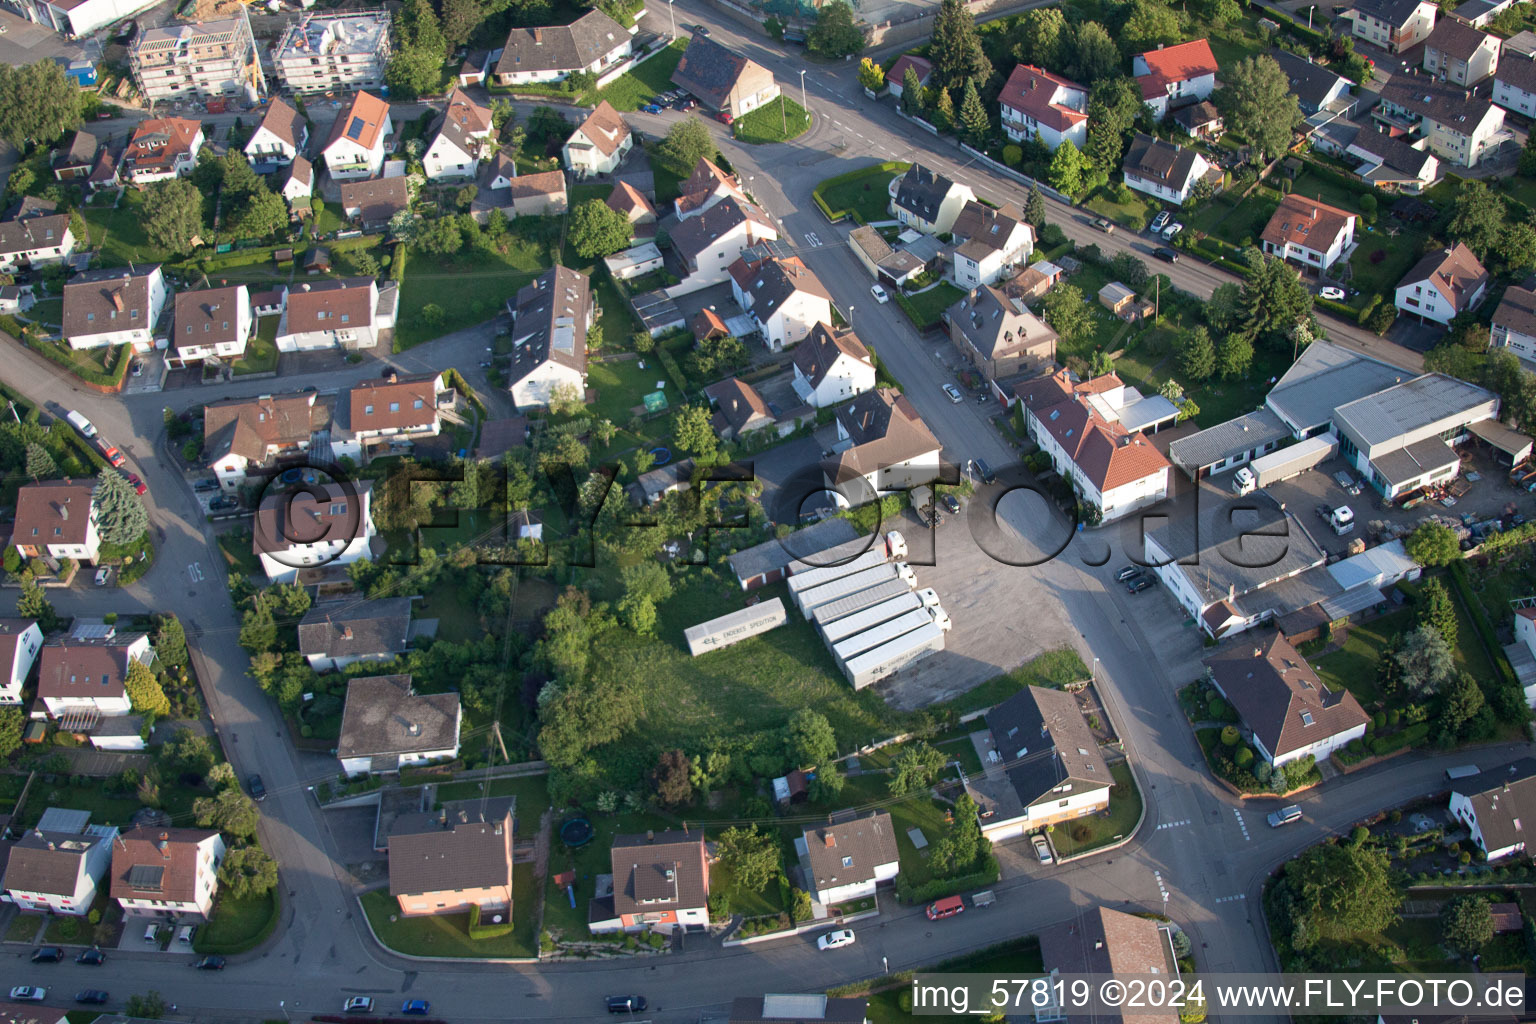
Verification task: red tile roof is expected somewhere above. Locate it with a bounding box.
[1261,194,1356,254]
[571,100,630,157]
[325,91,391,153]
[110,826,219,906]
[888,54,932,88]
[999,65,1088,133]
[13,479,94,549]
[1037,396,1170,492]
[124,117,201,173]
[1135,39,1219,100]
[607,180,655,220]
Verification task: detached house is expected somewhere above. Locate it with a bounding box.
[1133,39,1219,119]
[282,156,314,209]
[798,812,899,906]
[886,54,931,100]
[792,323,876,409]
[204,391,324,488]
[1495,51,1536,117]
[298,596,414,671]
[704,377,778,440]
[1348,0,1438,53]
[171,284,252,367]
[1260,194,1358,274]
[322,90,393,182]
[590,830,711,933]
[37,632,155,720]
[1270,49,1356,118]
[822,387,942,500]
[244,97,308,170]
[337,673,461,776]
[62,265,169,352]
[729,255,832,351]
[53,131,99,182]
[674,156,748,219]
[1449,757,1536,860]
[671,34,780,120]
[335,371,446,456]
[1377,77,1506,168]
[563,101,632,178]
[1422,17,1499,84]
[608,181,656,227]
[122,117,204,184]
[493,10,632,86]
[276,277,398,351]
[0,203,74,275]
[888,164,974,235]
[389,805,514,917]
[423,87,493,181]
[253,480,376,582]
[1395,243,1488,323]
[999,64,1089,151]
[339,175,411,231]
[0,618,42,705]
[2,809,118,916]
[1490,284,1536,369]
[506,265,593,410]
[472,155,569,222]
[947,284,1057,382]
[966,685,1111,841]
[110,826,226,920]
[950,201,1034,289]
[1204,631,1369,767]
[1121,133,1216,206]
[670,196,779,285]
[1038,906,1180,1013]
[12,479,101,565]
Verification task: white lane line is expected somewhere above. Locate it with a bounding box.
[1232,807,1251,842]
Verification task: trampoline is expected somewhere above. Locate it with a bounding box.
[650,447,672,466]
[282,468,302,483]
[560,817,594,847]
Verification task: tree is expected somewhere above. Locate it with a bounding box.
[1013,7,1065,68]
[902,66,924,114]
[671,404,717,461]
[1047,138,1088,198]
[1495,221,1536,275]
[790,887,814,922]
[193,788,261,837]
[1415,578,1458,650]
[1440,895,1493,958]
[1024,185,1046,227]
[957,76,991,146]
[1206,281,1243,333]
[125,660,170,717]
[858,57,885,93]
[414,215,463,257]
[658,117,714,173]
[16,575,57,632]
[164,727,216,774]
[1215,56,1301,163]
[207,762,237,790]
[717,825,781,890]
[1085,77,1142,173]
[932,87,955,131]
[218,844,279,900]
[0,706,23,760]
[126,991,167,1020]
[1043,283,1092,344]
[784,708,837,768]
[1276,840,1400,948]
[1441,671,1485,739]
[929,0,991,90]
[1217,331,1254,379]
[1179,326,1216,380]
[0,59,83,148]
[1448,180,1505,259]
[1110,251,1150,289]
[691,333,748,377]
[1395,623,1455,695]
[1237,249,1315,349]
[230,187,288,240]
[651,748,694,806]
[808,0,865,57]
[141,178,204,255]
[1405,521,1460,567]
[386,0,448,99]
[220,151,262,201]
[439,0,484,49]
[889,741,948,796]
[1521,130,1536,178]
[930,793,989,877]
[1068,22,1121,83]
[94,470,149,545]
[24,442,56,480]
[569,198,632,259]
[810,764,845,803]
[1120,0,1183,54]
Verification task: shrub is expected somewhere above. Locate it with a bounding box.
[1234,746,1254,768]
[1220,725,1240,746]
[1002,144,1022,167]
[1372,711,1387,730]
[1207,696,1230,720]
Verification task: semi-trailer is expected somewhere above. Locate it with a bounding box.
[831,606,951,668]
[784,532,908,595]
[683,598,788,656]
[820,591,927,645]
[810,580,921,628]
[795,562,916,618]
[843,621,946,690]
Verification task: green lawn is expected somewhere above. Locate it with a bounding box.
[83,189,174,266]
[193,890,279,954]
[865,936,1043,1022]
[588,351,671,424]
[232,317,279,375]
[733,97,812,145]
[313,201,346,236]
[395,230,550,349]
[713,858,786,917]
[28,297,62,326]
[586,38,687,111]
[5,914,40,942]
[937,648,1089,716]
[542,808,671,939]
[650,143,687,205]
[816,164,905,224]
[361,867,539,957]
[43,912,91,943]
[894,282,964,331]
[1350,223,1431,304]
[1045,761,1141,859]
[1312,607,1415,707]
[216,527,263,578]
[434,774,550,839]
[18,783,141,829]
[1083,185,1159,230]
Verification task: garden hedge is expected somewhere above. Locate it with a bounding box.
[894,855,1000,904]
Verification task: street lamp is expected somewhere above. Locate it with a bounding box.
[883,956,889,975]
[798,68,807,114]
[667,0,675,40]
[847,304,854,326]
[279,1002,291,1023]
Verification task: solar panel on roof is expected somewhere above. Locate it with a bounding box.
[347,117,365,140]
[127,864,165,891]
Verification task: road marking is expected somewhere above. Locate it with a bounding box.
[1232,807,1251,841]
[805,232,822,247]
[1215,894,1247,904]
[188,563,204,583]
[1156,819,1191,830]
[1153,870,1170,904]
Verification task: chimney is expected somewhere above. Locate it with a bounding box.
[110,289,124,312]
[646,830,655,842]
[57,503,69,521]
[386,370,398,383]
[407,722,420,736]
[47,840,55,851]
[533,27,542,42]
[824,833,836,848]
[458,809,468,823]
[1094,940,1104,950]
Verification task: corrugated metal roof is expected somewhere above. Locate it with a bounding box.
[1168,408,1289,471]
[1333,373,1494,448]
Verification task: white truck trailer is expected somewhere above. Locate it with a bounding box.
[684,598,788,656]
[843,621,947,690]
[821,590,929,645]
[784,532,908,594]
[795,562,916,618]
[811,579,919,627]
[1249,435,1338,489]
[832,605,952,669]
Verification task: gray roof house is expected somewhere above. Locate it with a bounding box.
[798,811,899,904]
[887,164,973,235]
[1269,48,1355,117]
[492,9,629,84]
[297,597,413,672]
[1450,758,1536,860]
[505,265,593,411]
[337,674,461,776]
[729,995,869,1024]
[1265,341,1410,437]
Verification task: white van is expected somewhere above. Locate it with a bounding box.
[177,925,196,944]
[143,923,158,942]
[66,410,97,439]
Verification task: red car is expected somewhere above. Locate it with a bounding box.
[716,110,734,126]
[98,443,126,469]
[125,472,147,496]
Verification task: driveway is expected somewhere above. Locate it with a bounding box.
[746,434,827,524]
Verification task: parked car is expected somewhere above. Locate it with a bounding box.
[144,924,159,943]
[1032,834,1054,864]
[194,478,220,492]
[76,948,106,965]
[76,990,110,1004]
[817,929,856,950]
[8,987,44,1002]
[94,567,110,586]
[125,472,147,496]
[1092,217,1115,234]
[715,110,733,126]
[1153,247,1180,264]
[1162,223,1183,241]
[1320,286,1346,300]
[98,442,126,468]
[130,360,143,377]
[344,997,375,1013]
[401,999,431,1015]
[1267,805,1303,828]
[972,458,996,484]
[30,947,62,963]
[248,774,266,801]
[209,496,238,511]
[1150,210,1171,233]
[641,103,662,114]
[607,996,648,1014]
[942,493,962,514]
[192,955,226,970]
[925,896,965,920]
[1126,575,1154,593]
[1115,566,1142,582]
[870,283,889,303]
[942,383,962,403]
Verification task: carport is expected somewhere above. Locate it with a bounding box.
[1468,419,1534,467]
[631,289,685,336]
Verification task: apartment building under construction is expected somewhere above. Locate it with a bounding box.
[272,10,392,94]
[130,10,266,105]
